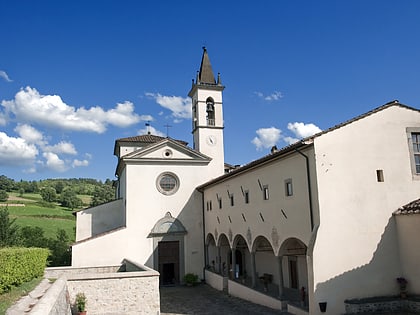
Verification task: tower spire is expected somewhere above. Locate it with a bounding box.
[198,47,216,84]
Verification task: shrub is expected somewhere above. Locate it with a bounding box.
[0,247,49,293]
[183,273,199,286]
[75,292,87,312]
[0,190,8,202]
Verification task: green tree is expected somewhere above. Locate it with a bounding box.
[48,229,71,266]
[0,190,8,202]
[0,207,21,247]
[40,186,57,202]
[54,181,65,194]
[90,185,115,207]
[21,226,48,248]
[60,188,82,210]
[0,175,14,191]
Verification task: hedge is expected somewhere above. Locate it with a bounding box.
[0,247,49,294]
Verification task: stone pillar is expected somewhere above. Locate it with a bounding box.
[231,249,236,279]
[250,252,257,288]
[217,246,221,274]
[277,255,284,298]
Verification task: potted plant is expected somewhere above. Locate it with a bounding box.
[396,277,408,298]
[183,273,198,286]
[75,292,87,315]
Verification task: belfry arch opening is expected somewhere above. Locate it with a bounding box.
[206,97,215,126]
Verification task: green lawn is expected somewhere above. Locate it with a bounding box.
[5,192,77,241]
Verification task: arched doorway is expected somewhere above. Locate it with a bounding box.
[148,212,187,285]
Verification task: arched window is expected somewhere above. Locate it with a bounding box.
[206,97,215,126]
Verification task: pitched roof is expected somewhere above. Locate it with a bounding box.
[198,101,420,190]
[394,198,420,215]
[198,47,216,84]
[114,134,188,156]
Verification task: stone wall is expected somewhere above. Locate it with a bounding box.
[30,277,71,315]
[45,260,160,315]
[345,296,420,314]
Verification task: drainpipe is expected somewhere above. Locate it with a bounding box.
[294,147,314,230]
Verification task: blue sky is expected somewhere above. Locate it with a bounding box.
[1,1,420,181]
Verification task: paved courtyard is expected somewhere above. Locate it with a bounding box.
[160,284,291,315]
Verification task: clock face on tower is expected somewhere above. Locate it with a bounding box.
[206,135,217,146]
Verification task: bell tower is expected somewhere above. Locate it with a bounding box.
[189,47,225,175]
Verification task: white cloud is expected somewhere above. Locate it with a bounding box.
[0,132,38,165]
[146,92,192,120]
[0,70,12,82]
[72,159,89,167]
[287,122,322,138]
[14,124,45,145]
[251,127,281,151]
[44,141,77,155]
[42,152,68,172]
[255,91,283,101]
[0,113,7,126]
[138,125,166,137]
[283,136,300,145]
[1,87,144,133]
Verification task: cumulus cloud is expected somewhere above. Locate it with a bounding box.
[1,87,144,133]
[251,127,281,151]
[255,91,283,101]
[0,113,6,126]
[42,152,68,172]
[0,70,12,82]
[138,125,165,137]
[72,159,89,167]
[14,124,45,145]
[44,141,77,155]
[0,132,38,165]
[287,122,322,138]
[146,92,192,120]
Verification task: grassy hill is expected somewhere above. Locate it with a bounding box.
[4,192,86,241]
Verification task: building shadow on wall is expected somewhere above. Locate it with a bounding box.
[313,216,402,313]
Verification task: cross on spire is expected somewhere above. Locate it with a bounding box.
[164,124,172,137]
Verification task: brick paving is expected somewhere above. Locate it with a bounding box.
[160,284,291,315]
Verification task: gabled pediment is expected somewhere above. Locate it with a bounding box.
[121,138,211,163]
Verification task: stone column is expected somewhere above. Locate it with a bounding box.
[231,249,236,279]
[217,246,221,274]
[250,252,257,288]
[277,255,284,298]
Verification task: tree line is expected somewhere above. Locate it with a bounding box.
[0,175,116,208]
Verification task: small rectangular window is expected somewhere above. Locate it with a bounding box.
[285,179,293,196]
[263,186,269,200]
[244,191,249,204]
[230,194,234,206]
[376,170,384,182]
[209,200,212,210]
[413,133,420,174]
[218,198,222,209]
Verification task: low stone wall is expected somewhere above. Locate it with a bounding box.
[30,277,71,315]
[205,270,228,291]
[227,279,283,311]
[345,296,420,314]
[45,260,160,315]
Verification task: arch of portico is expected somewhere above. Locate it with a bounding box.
[277,237,309,303]
[217,233,230,276]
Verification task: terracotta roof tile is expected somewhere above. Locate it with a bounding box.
[394,198,420,215]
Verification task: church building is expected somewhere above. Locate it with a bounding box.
[72,48,420,315]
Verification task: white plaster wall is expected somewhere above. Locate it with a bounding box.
[124,162,208,277]
[204,147,315,256]
[75,199,125,241]
[395,214,420,294]
[311,106,420,314]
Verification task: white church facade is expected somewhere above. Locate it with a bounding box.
[72,48,420,315]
